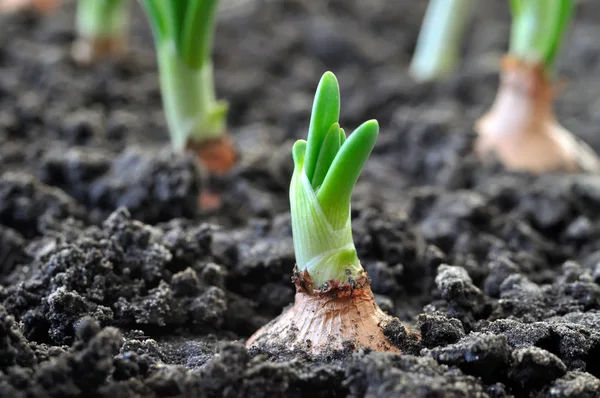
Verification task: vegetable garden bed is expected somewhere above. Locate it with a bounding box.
[1,0,600,397]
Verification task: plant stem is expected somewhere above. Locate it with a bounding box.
[410,0,474,82]
[290,164,362,288]
[179,0,219,69]
[509,0,574,69]
[76,0,129,41]
[156,40,227,152]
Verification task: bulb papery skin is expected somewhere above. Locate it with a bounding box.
[290,167,363,288]
[475,55,600,173]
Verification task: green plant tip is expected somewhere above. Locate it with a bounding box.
[290,72,379,288]
[304,71,340,183]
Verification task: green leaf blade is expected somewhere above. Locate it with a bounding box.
[509,0,574,69]
[170,0,188,56]
[139,0,169,41]
[181,0,219,69]
[339,128,346,146]
[544,0,574,67]
[311,122,341,191]
[292,140,307,170]
[509,0,524,17]
[316,119,379,229]
[304,72,340,183]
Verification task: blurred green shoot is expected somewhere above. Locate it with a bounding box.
[140,0,228,153]
[410,0,474,82]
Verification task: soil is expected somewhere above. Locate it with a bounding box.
[2,0,600,397]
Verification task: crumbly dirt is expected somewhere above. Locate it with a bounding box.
[2,0,600,397]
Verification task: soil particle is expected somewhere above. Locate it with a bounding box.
[0,224,30,278]
[547,371,600,398]
[546,322,600,372]
[483,256,521,297]
[194,342,250,395]
[0,172,84,238]
[518,177,574,232]
[114,280,187,328]
[46,286,113,344]
[232,234,295,314]
[160,220,215,273]
[2,208,234,344]
[386,120,477,189]
[195,342,346,397]
[482,319,553,349]
[257,282,295,312]
[374,294,394,314]
[237,357,346,398]
[485,383,512,398]
[492,261,600,324]
[40,146,111,204]
[0,320,123,397]
[217,177,288,226]
[199,262,227,289]
[112,351,146,382]
[483,312,600,378]
[571,176,600,216]
[508,347,567,390]
[420,191,490,253]
[364,261,402,295]
[121,336,164,365]
[557,262,600,310]
[493,273,584,322]
[170,267,201,297]
[189,286,228,327]
[58,109,102,146]
[564,215,593,242]
[345,352,490,397]
[429,265,487,330]
[426,332,511,383]
[235,237,295,282]
[41,147,202,224]
[352,206,440,319]
[224,291,267,336]
[382,318,421,354]
[0,304,35,371]
[145,365,193,397]
[353,208,426,290]
[418,313,465,348]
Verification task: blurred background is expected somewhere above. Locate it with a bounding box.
[1,0,600,147]
[0,0,600,223]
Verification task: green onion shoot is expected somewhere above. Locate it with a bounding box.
[289,73,377,289]
[140,0,235,174]
[72,0,130,65]
[246,72,407,355]
[475,0,600,173]
[410,0,474,82]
